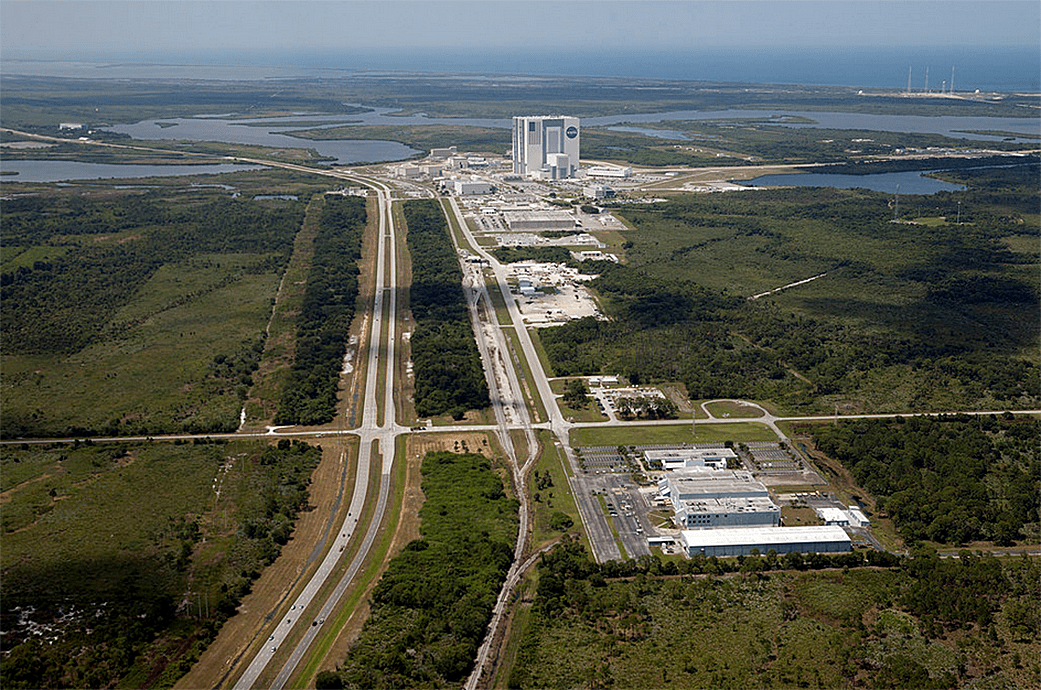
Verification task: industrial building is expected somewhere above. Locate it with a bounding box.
[584,184,616,199]
[659,469,781,530]
[674,497,780,529]
[512,116,580,179]
[645,447,737,471]
[586,165,631,178]
[679,526,852,558]
[502,210,576,230]
[815,506,871,527]
[454,179,494,195]
[659,469,768,502]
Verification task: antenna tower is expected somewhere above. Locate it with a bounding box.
[950,66,955,94]
[907,66,912,94]
[925,66,929,93]
[894,184,900,221]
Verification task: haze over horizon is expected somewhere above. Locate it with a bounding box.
[2,1,1039,90]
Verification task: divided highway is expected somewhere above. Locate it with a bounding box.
[232,177,402,690]
[4,131,1039,689]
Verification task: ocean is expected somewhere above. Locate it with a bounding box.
[3,45,1038,92]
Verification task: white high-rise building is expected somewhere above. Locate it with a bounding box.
[512,116,580,179]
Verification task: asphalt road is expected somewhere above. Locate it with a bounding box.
[4,130,1040,688]
[233,179,402,690]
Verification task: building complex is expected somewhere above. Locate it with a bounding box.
[512,116,580,179]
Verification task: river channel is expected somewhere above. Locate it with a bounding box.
[104,106,1040,166]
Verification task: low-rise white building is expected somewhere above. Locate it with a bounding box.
[584,184,615,199]
[848,507,871,527]
[679,526,852,558]
[646,448,737,471]
[454,179,493,195]
[503,210,576,230]
[429,146,457,160]
[660,468,780,530]
[586,166,632,178]
[394,164,422,179]
[674,497,780,529]
[659,469,767,501]
[815,507,851,526]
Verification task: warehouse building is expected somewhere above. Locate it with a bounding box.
[679,526,852,558]
[454,179,493,195]
[660,469,780,530]
[674,496,780,529]
[512,116,580,179]
[502,210,576,230]
[659,469,768,502]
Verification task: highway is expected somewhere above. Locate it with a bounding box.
[232,178,402,690]
[4,129,1041,688]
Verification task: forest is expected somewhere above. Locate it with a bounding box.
[811,415,1040,546]
[507,538,1040,690]
[1,186,308,437]
[404,199,490,419]
[0,439,321,689]
[540,163,1039,413]
[275,195,367,425]
[317,451,519,690]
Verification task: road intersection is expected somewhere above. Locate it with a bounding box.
[3,134,1038,688]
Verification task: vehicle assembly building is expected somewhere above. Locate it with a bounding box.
[513,116,580,179]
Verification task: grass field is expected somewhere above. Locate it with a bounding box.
[1,172,339,437]
[570,422,777,447]
[4,255,279,436]
[529,430,586,549]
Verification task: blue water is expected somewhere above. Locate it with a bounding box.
[107,117,420,165]
[0,160,262,183]
[741,170,966,195]
[4,45,1038,92]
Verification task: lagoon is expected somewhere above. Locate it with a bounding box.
[0,160,263,183]
[740,170,966,194]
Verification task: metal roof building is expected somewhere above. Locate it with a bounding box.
[679,526,851,558]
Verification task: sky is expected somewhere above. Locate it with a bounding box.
[2,0,1039,63]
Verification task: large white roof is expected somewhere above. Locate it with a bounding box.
[680,525,850,548]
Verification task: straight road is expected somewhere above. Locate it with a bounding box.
[233,180,402,690]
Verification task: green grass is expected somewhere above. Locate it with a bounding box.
[487,275,514,326]
[569,422,776,447]
[3,258,279,437]
[530,430,586,549]
[509,562,1040,690]
[703,400,765,419]
[1,245,71,272]
[1,438,323,688]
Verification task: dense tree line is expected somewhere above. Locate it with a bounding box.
[509,538,1039,690]
[318,451,519,690]
[812,416,1040,545]
[0,439,321,689]
[491,246,573,264]
[404,200,489,419]
[275,196,366,425]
